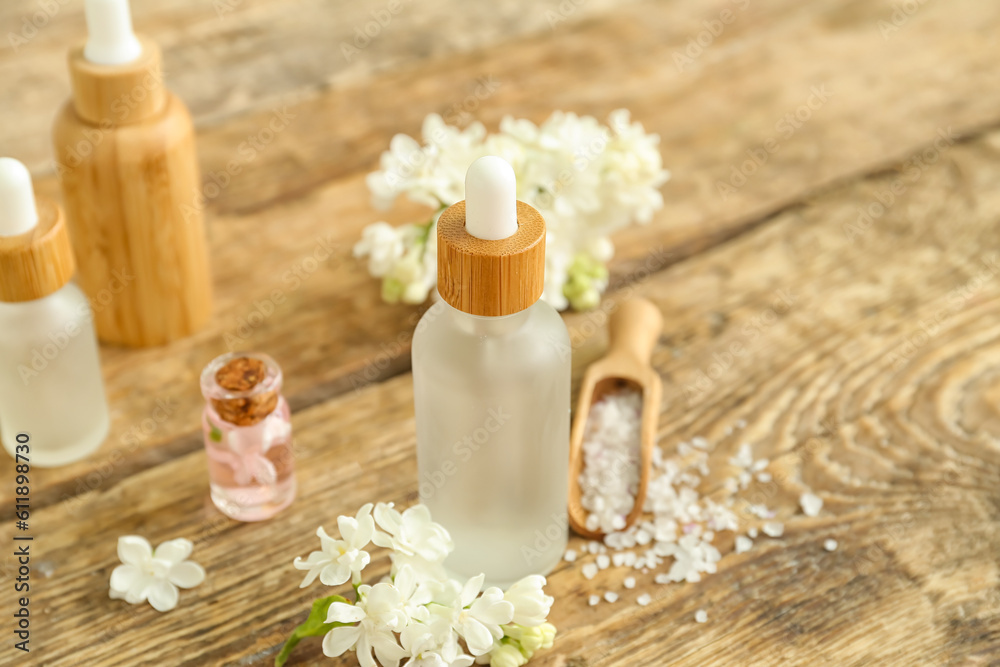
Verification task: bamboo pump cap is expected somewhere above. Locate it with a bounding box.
[0,159,76,303]
[69,0,166,126]
[437,157,546,317]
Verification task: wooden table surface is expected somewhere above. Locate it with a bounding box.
[2,0,999,665]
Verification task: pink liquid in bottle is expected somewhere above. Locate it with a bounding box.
[200,353,296,521]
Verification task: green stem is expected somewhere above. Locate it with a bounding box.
[275,594,349,667]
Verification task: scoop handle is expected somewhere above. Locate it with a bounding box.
[607,297,663,365]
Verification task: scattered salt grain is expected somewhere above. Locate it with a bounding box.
[582,563,599,580]
[579,391,644,535]
[692,436,709,450]
[589,595,600,606]
[587,541,601,555]
[823,539,838,552]
[800,492,823,517]
[624,576,636,589]
[748,527,758,538]
[695,609,708,623]
[604,592,619,603]
[736,419,747,428]
[564,549,577,562]
[597,554,610,570]
[637,593,652,606]
[756,472,772,483]
[763,522,784,538]
[735,536,753,554]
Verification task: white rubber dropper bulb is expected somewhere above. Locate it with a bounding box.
[84,0,142,66]
[0,158,39,237]
[465,156,519,241]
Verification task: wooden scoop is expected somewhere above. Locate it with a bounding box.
[568,297,664,540]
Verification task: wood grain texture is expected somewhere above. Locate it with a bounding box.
[437,200,546,316]
[0,0,999,664]
[54,84,213,347]
[4,128,1000,666]
[0,197,74,302]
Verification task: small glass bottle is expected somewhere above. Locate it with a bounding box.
[200,352,296,521]
[0,158,109,467]
[413,157,571,587]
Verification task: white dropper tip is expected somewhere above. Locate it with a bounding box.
[0,158,39,237]
[84,0,142,66]
[465,156,519,241]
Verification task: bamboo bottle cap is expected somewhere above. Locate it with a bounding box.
[436,199,546,317]
[0,198,76,303]
[67,35,166,126]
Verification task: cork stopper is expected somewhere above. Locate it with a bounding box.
[0,160,76,303]
[437,200,546,317]
[201,353,282,427]
[67,35,166,125]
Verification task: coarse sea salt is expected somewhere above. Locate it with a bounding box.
[564,549,577,562]
[695,609,708,623]
[735,536,753,554]
[579,390,644,535]
[823,539,838,552]
[763,522,784,537]
[637,593,652,606]
[800,492,823,517]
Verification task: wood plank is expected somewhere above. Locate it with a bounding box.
[0,0,634,172]
[7,0,1000,517]
[8,124,1000,666]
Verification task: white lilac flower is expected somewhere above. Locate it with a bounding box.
[373,503,453,578]
[502,576,554,628]
[109,536,205,612]
[500,623,556,656]
[293,503,375,587]
[479,644,527,667]
[399,613,473,667]
[354,222,406,277]
[456,576,515,656]
[359,110,668,311]
[323,584,410,667]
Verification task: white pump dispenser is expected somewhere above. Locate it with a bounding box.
[83,0,142,65]
[0,159,39,236]
[464,156,519,241]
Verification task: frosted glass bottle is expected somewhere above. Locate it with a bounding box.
[413,299,570,587]
[0,283,110,467]
[413,156,570,588]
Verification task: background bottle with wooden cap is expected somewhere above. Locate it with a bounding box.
[0,158,110,467]
[200,352,296,521]
[412,156,571,587]
[52,0,212,347]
